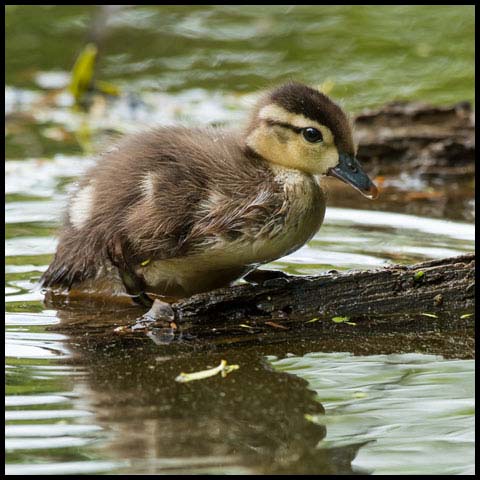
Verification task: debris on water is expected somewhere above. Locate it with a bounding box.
[175,360,239,383]
[353,392,368,398]
[264,321,288,330]
[114,319,177,339]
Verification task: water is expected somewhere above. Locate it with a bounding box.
[5,5,474,108]
[5,5,475,475]
[271,353,475,475]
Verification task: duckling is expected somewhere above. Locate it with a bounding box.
[41,81,378,328]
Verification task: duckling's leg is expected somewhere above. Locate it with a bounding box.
[131,298,175,331]
[244,269,291,284]
[126,298,178,345]
[110,247,177,335]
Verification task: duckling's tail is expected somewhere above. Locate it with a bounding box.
[40,256,96,291]
[40,234,98,291]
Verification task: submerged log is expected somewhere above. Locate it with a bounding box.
[173,254,474,331]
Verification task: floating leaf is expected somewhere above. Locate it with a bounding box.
[353,392,367,398]
[175,360,239,383]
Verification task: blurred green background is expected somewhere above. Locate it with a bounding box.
[5,5,475,110]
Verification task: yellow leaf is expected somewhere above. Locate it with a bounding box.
[175,360,239,383]
[69,43,98,104]
[414,270,425,281]
[332,316,350,323]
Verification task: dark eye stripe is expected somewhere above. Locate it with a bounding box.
[265,119,303,134]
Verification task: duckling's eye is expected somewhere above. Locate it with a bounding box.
[302,127,323,143]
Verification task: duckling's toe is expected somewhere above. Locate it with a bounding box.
[130,298,176,332]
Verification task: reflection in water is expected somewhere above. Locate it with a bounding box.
[58,308,365,475]
[8,304,474,474]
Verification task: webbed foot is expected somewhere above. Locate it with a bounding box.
[115,299,178,343]
[130,298,176,331]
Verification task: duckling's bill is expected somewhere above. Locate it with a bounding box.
[328,152,379,199]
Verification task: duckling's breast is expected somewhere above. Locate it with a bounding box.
[265,164,326,258]
[138,165,325,297]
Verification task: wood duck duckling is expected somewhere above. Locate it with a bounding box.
[41,81,378,329]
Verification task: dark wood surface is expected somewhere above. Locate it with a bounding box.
[175,254,474,327]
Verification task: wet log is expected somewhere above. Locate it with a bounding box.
[173,254,475,332]
[313,101,475,223]
[49,256,474,357]
[353,100,475,178]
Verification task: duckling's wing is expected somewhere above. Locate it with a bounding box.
[95,128,279,257]
[41,127,283,292]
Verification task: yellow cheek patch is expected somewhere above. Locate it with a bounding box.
[246,103,341,175]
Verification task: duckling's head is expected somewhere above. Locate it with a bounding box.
[246,82,378,199]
